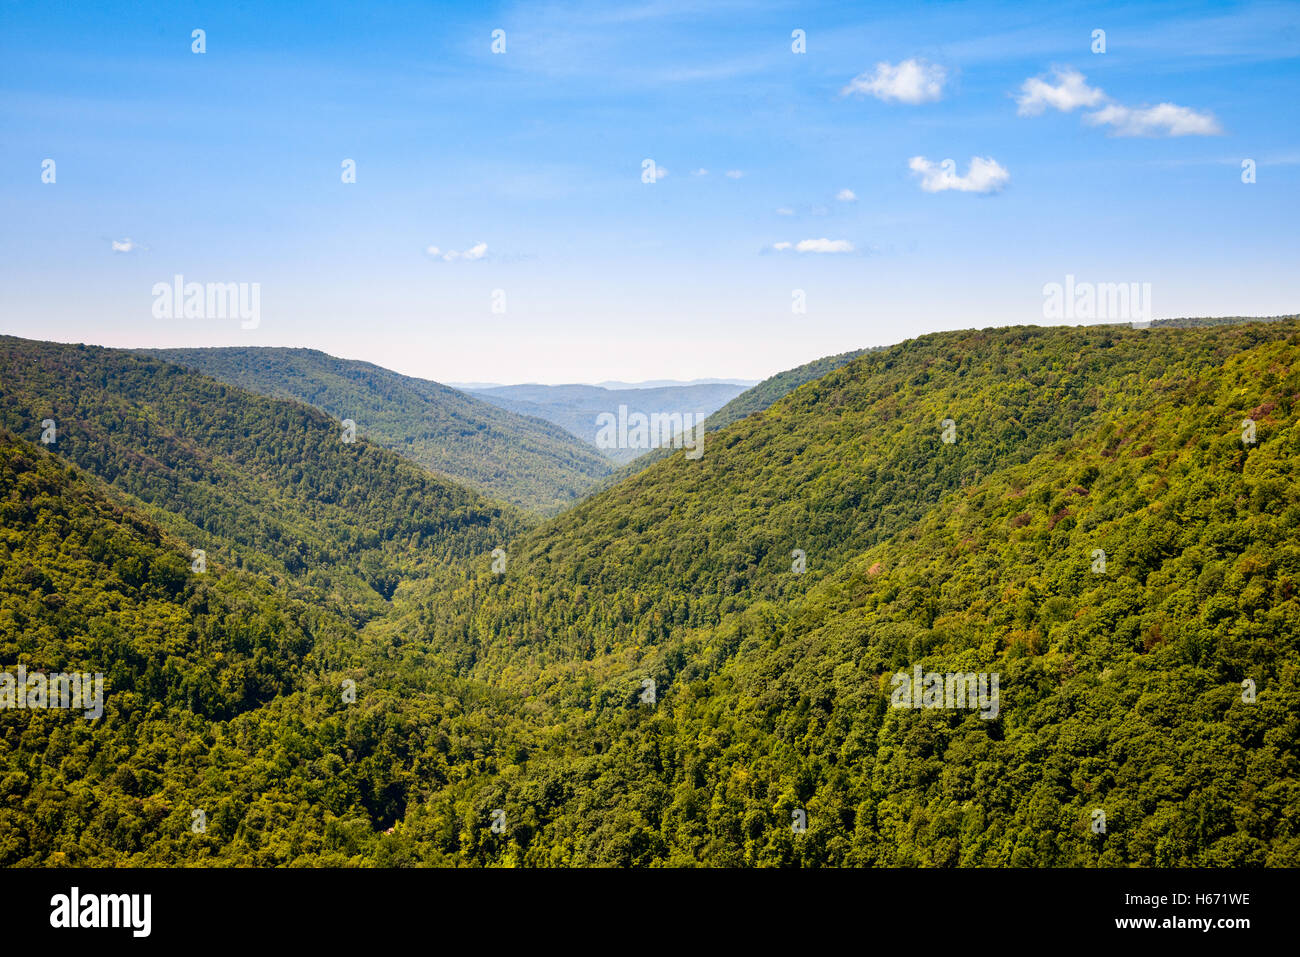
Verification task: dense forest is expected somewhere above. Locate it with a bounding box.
[146,346,613,514]
[602,346,874,485]
[2,322,1298,866]
[0,337,523,619]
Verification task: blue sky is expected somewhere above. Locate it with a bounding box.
[2,0,1297,383]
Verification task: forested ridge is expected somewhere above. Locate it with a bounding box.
[0,337,525,618]
[2,322,1298,866]
[602,346,874,485]
[145,346,613,514]
[0,430,539,864]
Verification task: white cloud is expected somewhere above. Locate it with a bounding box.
[724,169,743,179]
[797,238,853,253]
[427,242,488,262]
[1016,67,1105,116]
[836,188,857,202]
[908,156,1010,194]
[691,168,708,176]
[1085,102,1221,137]
[111,238,136,253]
[1017,67,1221,137]
[843,58,946,104]
[775,206,794,216]
[771,238,854,253]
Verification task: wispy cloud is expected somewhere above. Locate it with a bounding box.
[771,238,855,253]
[1086,102,1221,136]
[909,156,1009,193]
[427,242,488,261]
[836,188,857,202]
[1018,67,1221,136]
[110,238,137,253]
[843,58,946,104]
[724,169,744,179]
[486,2,782,86]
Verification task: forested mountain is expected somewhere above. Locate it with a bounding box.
[3,321,1298,867]
[603,346,875,483]
[0,337,523,618]
[0,429,534,865]
[145,347,612,514]
[1152,314,1298,329]
[390,320,1300,864]
[701,347,873,433]
[463,382,747,463]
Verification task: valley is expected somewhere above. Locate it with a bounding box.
[3,320,1297,866]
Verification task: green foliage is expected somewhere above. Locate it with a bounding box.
[146,346,613,515]
[702,346,873,433]
[3,322,1299,867]
[0,338,525,617]
[393,321,1300,865]
[1152,314,1298,329]
[604,347,874,484]
[0,430,547,865]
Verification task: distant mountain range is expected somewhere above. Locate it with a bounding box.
[450,378,760,390]
[461,382,749,464]
[142,347,614,515]
[123,348,849,500]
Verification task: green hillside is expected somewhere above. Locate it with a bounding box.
[388,321,1300,865]
[703,347,873,433]
[3,321,1298,867]
[605,346,874,484]
[0,337,524,618]
[0,429,538,865]
[145,347,612,515]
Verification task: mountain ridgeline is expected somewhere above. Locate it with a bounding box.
[144,347,613,515]
[2,321,1298,866]
[389,321,1300,865]
[0,337,524,618]
[603,346,874,484]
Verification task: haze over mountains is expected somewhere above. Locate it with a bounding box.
[451,379,759,390]
[3,319,1298,866]
[140,348,763,502]
[144,347,614,515]
[461,382,751,464]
